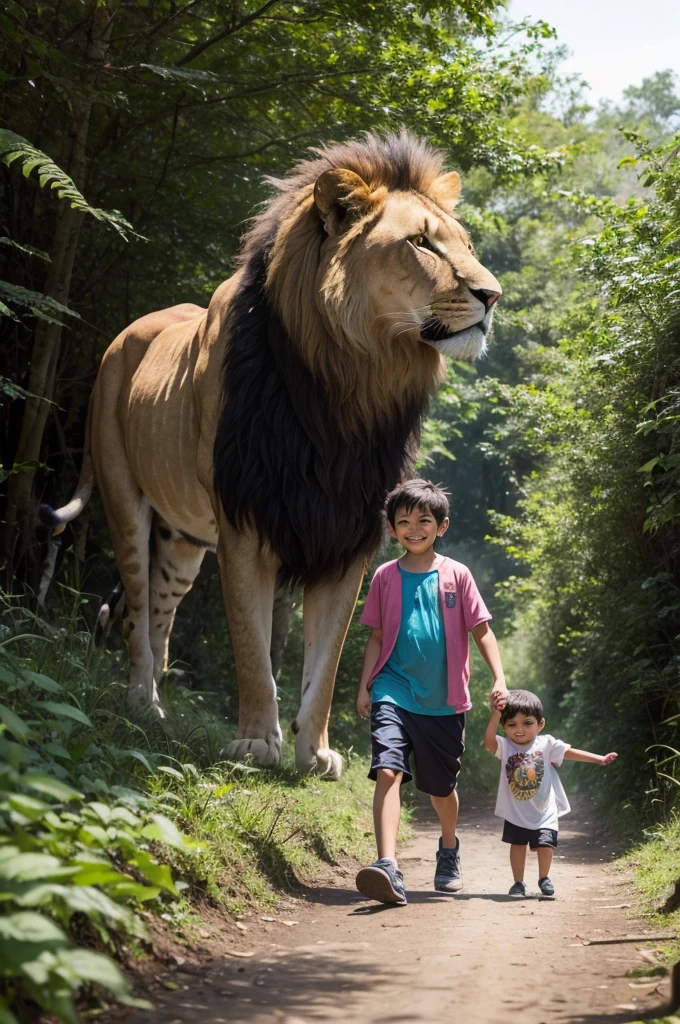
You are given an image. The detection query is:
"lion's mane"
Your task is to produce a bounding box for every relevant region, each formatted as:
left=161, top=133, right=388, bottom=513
left=214, top=132, right=449, bottom=586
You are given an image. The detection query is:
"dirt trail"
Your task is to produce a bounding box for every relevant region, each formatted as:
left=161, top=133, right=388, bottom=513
left=125, top=797, right=673, bottom=1024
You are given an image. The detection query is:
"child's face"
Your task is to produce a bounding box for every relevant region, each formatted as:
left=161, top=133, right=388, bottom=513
left=502, top=713, right=545, bottom=746
left=387, top=504, right=449, bottom=556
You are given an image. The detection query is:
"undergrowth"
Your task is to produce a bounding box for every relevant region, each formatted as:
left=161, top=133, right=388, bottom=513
left=0, top=596, right=376, bottom=1022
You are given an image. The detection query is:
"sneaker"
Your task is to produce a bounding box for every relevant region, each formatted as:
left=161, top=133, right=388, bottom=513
left=434, top=836, right=463, bottom=892
left=538, top=876, right=555, bottom=897
left=356, top=858, right=407, bottom=905
left=508, top=880, right=527, bottom=897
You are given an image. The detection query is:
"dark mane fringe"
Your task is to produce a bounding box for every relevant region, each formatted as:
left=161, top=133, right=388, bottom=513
left=214, top=250, right=423, bottom=587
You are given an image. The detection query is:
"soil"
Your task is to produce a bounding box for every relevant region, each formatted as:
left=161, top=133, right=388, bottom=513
left=115, top=796, right=675, bottom=1024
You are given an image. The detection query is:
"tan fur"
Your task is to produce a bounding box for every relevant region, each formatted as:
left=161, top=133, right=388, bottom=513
left=45, top=134, right=501, bottom=776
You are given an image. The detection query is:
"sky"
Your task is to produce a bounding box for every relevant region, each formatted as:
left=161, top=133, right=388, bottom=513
left=508, top=0, right=680, bottom=104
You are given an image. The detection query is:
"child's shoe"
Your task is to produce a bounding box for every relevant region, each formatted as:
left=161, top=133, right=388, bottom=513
left=538, top=876, right=555, bottom=897
left=434, top=836, right=463, bottom=892
left=356, top=858, right=407, bottom=905
left=508, top=880, right=527, bottom=897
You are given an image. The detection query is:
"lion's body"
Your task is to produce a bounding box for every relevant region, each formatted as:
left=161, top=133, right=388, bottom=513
left=43, top=132, right=501, bottom=776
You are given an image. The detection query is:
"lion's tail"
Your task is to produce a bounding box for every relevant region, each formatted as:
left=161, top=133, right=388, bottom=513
left=38, top=395, right=95, bottom=535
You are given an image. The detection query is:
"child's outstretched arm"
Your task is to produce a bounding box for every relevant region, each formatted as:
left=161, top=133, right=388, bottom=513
left=483, top=707, right=502, bottom=754
left=471, top=622, right=508, bottom=709
left=356, top=628, right=383, bottom=720
left=563, top=747, right=618, bottom=765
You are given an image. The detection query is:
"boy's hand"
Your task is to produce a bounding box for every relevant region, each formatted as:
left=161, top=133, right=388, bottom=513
left=601, top=752, right=618, bottom=765
left=357, top=687, right=371, bottom=720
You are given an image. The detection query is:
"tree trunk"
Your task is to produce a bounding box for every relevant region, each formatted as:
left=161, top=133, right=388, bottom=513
left=1, top=1, right=121, bottom=577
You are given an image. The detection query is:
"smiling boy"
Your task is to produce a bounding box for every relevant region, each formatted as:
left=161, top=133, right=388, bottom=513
left=355, top=479, right=507, bottom=906
left=484, top=689, right=618, bottom=897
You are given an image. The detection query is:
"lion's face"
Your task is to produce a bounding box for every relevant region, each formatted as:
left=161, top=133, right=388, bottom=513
left=367, top=191, right=501, bottom=361
left=313, top=168, right=501, bottom=363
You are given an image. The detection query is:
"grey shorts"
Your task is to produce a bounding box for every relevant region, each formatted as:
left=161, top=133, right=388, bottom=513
left=368, top=701, right=465, bottom=797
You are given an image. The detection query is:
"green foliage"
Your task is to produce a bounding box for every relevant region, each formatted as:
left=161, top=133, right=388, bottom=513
left=0, top=596, right=377, bottom=1020
left=0, top=131, right=136, bottom=241
left=480, top=130, right=680, bottom=822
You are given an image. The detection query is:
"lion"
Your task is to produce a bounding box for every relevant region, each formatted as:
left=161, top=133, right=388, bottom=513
left=40, top=131, right=501, bottom=778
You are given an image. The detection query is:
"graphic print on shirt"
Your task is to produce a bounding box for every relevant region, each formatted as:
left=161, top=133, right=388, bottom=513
left=505, top=749, right=544, bottom=801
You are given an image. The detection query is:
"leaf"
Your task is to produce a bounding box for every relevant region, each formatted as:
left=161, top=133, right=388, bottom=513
left=7, top=793, right=51, bottom=820
left=23, top=773, right=83, bottom=802
left=120, top=749, right=154, bottom=773
left=0, top=1002, right=19, bottom=1024
left=56, top=948, right=131, bottom=996
left=138, top=63, right=219, bottom=84
left=37, top=702, right=92, bottom=727
left=24, top=670, right=62, bottom=693
left=0, top=910, right=66, bottom=945
left=0, top=849, right=76, bottom=882
left=130, top=850, right=177, bottom=894
left=44, top=742, right=71, bottom=760
left=0, top=236, right=50, bottom=261
left=0, top=280, right=81, bottom=322
left=141, top=813, right=193, bottom=850
left=0, top=130, right=138, bottom=240
left=0, top=703, right=33, bottom=743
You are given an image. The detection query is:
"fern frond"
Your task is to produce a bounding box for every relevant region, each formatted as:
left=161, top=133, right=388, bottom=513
left=0, top=279, right=81, bottom=324
left=0, top=130, right=139, bottom=241
left=0, top=236, right=50, bottom=261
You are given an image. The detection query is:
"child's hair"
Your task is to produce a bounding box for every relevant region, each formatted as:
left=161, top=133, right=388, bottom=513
left=385, top=479, right=449, bottom=528
left=500, top=689, right=544, bottom=725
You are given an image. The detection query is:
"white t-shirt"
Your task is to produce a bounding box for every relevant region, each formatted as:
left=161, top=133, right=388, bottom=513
left=495, top=734, right=571, bottom=831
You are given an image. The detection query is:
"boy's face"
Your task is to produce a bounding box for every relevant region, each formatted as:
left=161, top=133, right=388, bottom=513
left=387, top=504, right=449, bottom=556
left=502, top=713, right=545, bottom=746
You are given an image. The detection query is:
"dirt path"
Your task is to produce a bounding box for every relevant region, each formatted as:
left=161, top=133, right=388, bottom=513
left=125, top=797, right=673, bottom=1024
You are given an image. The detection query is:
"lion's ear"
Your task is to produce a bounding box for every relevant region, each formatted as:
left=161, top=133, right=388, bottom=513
left=313, top=168, right=375, bottom=234
left=431, top=170, right=462, bottom=213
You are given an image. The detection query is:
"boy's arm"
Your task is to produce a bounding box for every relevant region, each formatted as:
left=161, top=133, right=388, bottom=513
left=471, top=622, right=508, bottom=709
left=562, top=747, right=618, bottom=766
left=483, top=707, right=502, bottom=754
left=357, top=628, right=383, bottom=719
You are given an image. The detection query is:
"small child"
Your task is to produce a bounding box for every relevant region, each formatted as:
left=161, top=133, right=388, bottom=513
left=484, top=689, right=617, bottom=897
left=355, top=479, right=507, bottom=906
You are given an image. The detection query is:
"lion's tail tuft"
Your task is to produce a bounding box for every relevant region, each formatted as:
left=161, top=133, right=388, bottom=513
left=39, top=395, right=95, bottom=536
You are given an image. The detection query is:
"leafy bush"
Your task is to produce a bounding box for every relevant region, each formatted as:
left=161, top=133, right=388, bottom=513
left=0, top=596, right=377, bottom=1021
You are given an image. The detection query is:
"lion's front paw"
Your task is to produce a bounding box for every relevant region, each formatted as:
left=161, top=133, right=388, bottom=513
left=295, top=742, right=344, bottom=780
left=315, top=748, right=344, bottom=779
left=128, top=683, right=166, bottom=719
left=222, top=735, right=282, bottom=767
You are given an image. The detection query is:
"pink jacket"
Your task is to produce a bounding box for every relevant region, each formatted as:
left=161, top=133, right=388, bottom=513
left=360, top=556, right=491, bottom=712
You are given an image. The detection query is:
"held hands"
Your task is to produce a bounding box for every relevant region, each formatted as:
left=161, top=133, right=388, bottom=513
left=490, top=682, right=508, bottom=711
left=600, top=752, right=618, bottom=765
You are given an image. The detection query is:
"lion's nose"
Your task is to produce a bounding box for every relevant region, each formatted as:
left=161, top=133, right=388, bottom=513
left=471, top=287, right=501, bottom=311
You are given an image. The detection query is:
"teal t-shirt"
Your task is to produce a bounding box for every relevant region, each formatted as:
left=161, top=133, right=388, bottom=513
left=370, top=566, right=454, bottom=716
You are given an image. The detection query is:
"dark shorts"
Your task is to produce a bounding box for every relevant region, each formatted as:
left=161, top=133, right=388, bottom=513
left=368, top=701, right=465, bottom=797
left=502, top=820, right=558, bottom=849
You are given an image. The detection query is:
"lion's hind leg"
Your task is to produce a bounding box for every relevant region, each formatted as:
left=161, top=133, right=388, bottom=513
left=148, top=517, right=206, bottom=684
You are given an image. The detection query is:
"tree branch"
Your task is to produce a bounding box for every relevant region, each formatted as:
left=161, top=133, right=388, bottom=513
left=176, top=0, right=283, bottom=67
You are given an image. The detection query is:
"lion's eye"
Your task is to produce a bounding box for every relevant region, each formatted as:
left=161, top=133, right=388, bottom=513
left=411, top=234, right=435, bottom=252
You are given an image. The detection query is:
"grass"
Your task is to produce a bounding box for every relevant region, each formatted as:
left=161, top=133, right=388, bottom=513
left=0, top=592, right=392, bottom=1022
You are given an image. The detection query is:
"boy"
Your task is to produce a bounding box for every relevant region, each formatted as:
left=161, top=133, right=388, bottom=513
left=484, top=689, right=617, bottom=897
left=355, top=479, right=507, bottom=906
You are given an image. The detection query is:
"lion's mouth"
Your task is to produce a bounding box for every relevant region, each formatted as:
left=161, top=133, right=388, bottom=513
left=419, top=318, right=456, bottom=343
